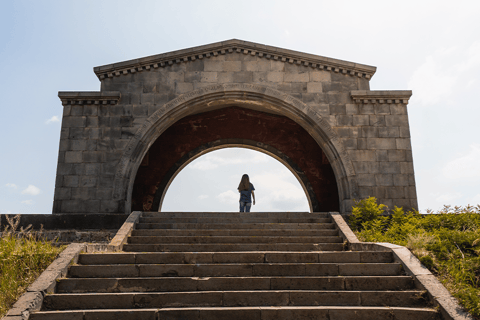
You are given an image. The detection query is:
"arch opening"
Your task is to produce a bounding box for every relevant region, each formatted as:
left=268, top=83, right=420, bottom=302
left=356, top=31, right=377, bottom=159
left=131, top=106, right=340, bottom=212
left=160, top=147, right=311, bottom=212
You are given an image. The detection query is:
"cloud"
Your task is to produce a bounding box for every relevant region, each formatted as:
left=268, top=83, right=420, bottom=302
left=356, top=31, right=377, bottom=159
left=408, top=48, right=457, bottom=106
left=255, top=169, right=306, bottom=201
left=198, top=195, right=209, bottom=200
left=190, top=159, right=220, bottom=170
left=21, top=185, right=41, bottom=196
left=189, top=151, right=269, bottom=171
left=252, top=168, right=310, bottom=211
left=471, top=194, right=480, bottom=205
left=457, top=41, right=480, bottom=72
left=45, top=116, right=60, bottom=124
left=216, top=190, right=238, bottom=205
left=435, top=192, right=462, bottom=203
left=442, top=144, right=480, bottom=181
left=21, top=200, right=33, bottom=205
left=6, top=183, right=17, bottom=189
left=408, top=42, right=480, bottom=107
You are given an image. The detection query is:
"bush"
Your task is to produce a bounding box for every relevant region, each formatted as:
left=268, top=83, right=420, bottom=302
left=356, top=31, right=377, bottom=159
left=349, top=198, right=480, bottom=319
left=0, top=215, right=65, bottom=318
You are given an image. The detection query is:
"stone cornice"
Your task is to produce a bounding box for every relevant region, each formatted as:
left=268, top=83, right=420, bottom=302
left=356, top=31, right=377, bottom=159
left=94, top=39, right=377, bottom=81
left=58, top=91, right=121, bottom=106
left=351, top=90, right=412, bottom=104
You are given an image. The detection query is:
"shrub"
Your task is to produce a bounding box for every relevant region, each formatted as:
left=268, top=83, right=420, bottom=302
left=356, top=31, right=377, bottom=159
left=349, top=198, right=480, bottom=319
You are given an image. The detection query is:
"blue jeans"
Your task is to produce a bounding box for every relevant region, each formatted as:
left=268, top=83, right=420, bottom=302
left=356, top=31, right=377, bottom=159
left=239, top=201, right=251, bottom=212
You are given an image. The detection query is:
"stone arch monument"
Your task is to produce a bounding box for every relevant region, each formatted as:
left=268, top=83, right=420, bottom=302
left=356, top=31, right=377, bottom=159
left=54, top=39, right=416, bottom=214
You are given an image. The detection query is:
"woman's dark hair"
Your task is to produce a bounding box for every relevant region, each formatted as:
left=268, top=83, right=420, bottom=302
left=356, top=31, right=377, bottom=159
left=238, top=174, right=250, bottom=191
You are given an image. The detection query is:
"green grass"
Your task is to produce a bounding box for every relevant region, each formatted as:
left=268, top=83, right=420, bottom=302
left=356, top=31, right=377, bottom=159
left=0, top=215, right=65, bottom=318
left=349, top=197, right=480, bottom=319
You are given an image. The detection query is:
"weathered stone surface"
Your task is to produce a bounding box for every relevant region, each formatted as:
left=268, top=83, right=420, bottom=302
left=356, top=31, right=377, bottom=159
left=6, top=292, right=43, bottom=317
left=53, top=40, right=417, bottom=214
left=30, top=310, right=84, bottom=320
left=83, top=310, right=156, bottom=320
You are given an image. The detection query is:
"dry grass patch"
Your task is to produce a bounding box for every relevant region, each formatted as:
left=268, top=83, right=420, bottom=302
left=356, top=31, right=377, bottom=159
left=0, top=215, right=65, bottom=317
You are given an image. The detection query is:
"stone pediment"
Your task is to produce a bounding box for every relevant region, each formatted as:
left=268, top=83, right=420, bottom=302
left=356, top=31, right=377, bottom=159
left=351, top=90, right=413, bottom=104
left=93, top=39, right=377, bottom=81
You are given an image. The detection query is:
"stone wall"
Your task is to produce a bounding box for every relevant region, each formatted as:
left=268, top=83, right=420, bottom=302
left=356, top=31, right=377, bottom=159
left=0, top=214, right=127, bottom=230
left=53, top=39, right=417, bottom=214
left=0, top=214, right=126, bottom=244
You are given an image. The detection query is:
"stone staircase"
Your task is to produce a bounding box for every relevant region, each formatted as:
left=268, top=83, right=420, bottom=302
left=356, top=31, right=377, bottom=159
left=30, top=212, right=439, bottom=319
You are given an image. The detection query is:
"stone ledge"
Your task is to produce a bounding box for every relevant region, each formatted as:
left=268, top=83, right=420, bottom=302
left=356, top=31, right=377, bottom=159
left=351, top=90, right=413, bottom=104
left=330, top=212, right=475, bottom=320
left=329, top=212, right=360, bottom=246
left=0, top=213, right=128, bottom=231
left=58, top=91, right=121, bottom=106
left=105, top=211, right=141, bottom=252
left=93, top=39, right=376, bottom=81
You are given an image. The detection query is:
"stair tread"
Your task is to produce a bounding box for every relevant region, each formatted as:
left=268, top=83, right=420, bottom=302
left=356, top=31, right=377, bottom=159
left=61, top=275, right=412, bottom=278
left=127, top=235, right=343, bottom=244
left=47, top=289, right=427, bottom=296
left=139, top=217, right=332, bottom=221
left=56, top=276, right=415, bottom=292
left=131, top=229, right=339, bottom=235
left=31, top=307, right=440, bottom=320
left=135, top=223, right=337, bottom=230
left=32, top=305, right=439, bottom=311
left=122, top=243, right=345, bottom=252
left=78, top=251, right=393, bottom=265
left=71, top=262, right=401, bottom=266
left=68, top=263, right=403, bottom=278
left=42, top=290, right=430, bottom=310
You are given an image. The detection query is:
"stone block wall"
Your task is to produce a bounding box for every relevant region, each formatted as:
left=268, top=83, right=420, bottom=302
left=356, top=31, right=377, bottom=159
left=346, top=94, right=415, bottom=210
left=54, top=40, right=417, bottom=214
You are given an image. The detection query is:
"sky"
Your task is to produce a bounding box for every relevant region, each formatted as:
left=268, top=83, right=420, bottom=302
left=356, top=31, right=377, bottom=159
left=1, top=0, right=480, bottom=214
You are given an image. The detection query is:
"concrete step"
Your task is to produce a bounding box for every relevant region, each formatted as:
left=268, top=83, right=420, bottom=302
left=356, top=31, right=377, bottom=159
left=122, top=243, right=345, bottom=252
left=57, top=276, right=415, bottom=293
left=42, top=290, right=429, bottom=310
left=78, top=251, right=394, bottom=265
left=142, top=212, right=330, bottom=219
left=68, top=263, right=402, bottom=278
left=134, top=222, right=336, bottom=230
left=127, top=235, right=343, bottom=244
left=131, top=228, right=340, bottom=237
left=139, top=217, right=332, bottom=224
left=31, top=306, right=440, bottom=320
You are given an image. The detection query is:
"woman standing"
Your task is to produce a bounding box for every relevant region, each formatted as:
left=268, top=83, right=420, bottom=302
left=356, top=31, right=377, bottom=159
left=238, top=174, right=255, bottom=212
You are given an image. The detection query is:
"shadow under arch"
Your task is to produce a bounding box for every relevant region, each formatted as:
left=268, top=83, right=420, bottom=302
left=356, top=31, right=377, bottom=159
left=113, top=83, right=358, bottom=214
left=154, top=140, right=318, bottom=212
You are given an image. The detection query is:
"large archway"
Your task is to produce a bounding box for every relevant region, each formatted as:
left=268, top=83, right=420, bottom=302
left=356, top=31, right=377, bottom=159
left=132, top=106, right=339, bottom=212
left=113, top=84, right=359, bottom=214
left=160, top=147, right=311, bottom=212
left=55, top=40, right=418, bottom=215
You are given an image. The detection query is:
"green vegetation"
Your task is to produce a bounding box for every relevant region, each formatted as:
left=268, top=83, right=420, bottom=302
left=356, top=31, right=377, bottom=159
left=0, top=215, right=65, bottom=318
left=349, top=197, right=480, bottom=318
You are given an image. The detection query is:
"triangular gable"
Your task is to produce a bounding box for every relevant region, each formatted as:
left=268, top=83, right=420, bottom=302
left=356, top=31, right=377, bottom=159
left=94, top=39, right=376, bottom=81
